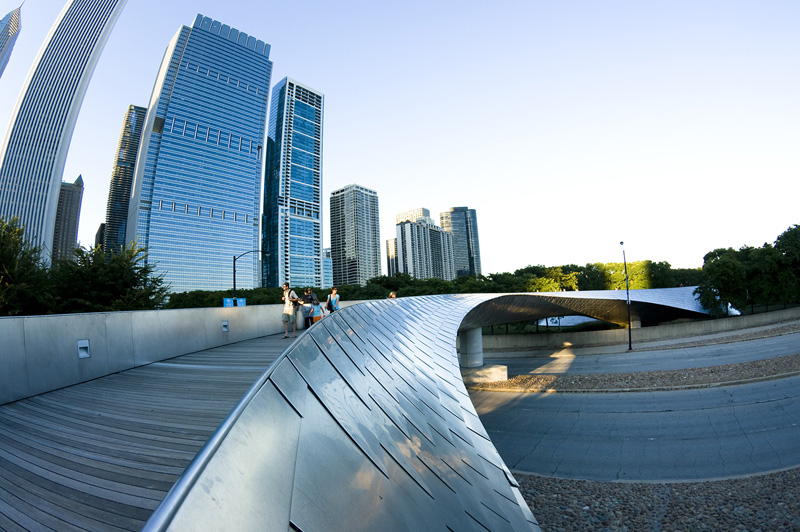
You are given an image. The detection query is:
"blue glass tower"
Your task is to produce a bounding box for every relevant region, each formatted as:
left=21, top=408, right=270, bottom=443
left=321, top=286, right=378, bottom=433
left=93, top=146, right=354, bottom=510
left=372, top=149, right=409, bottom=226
left=0, top=0, right=127, bottom=260
left=440, top=206, right=482, bottom=277
left=262, top=77, right=324, bottom=288
left=127, top=15, right=272, bottom=293
left=104, top=105, right=145, bottom=252
left=0, top=5, right=22, bottom=79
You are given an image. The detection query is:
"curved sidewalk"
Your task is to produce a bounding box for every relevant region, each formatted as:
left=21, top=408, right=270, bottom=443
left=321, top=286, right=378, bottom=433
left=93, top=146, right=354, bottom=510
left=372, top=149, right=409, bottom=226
left=470, top=319, right=800, bottom=482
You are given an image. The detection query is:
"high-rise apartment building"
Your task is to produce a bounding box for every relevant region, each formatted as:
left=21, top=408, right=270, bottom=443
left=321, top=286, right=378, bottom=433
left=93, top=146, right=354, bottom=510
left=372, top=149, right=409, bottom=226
left=329, top=184, right=380, bottom=286
left=103, top=105, right=145, bottom=252
left=392, top=211, right=455, bottom=281
left=0, top=0, right=127, bottom=261
left=127, top=15, right=272, bottom=293
left=0, top=5, right=21, bottom=79
left=262, top=77, right=324, bottom=288
left=51, top=175, right=83, bottom=262
left=440, top=206, right=482, bottom=277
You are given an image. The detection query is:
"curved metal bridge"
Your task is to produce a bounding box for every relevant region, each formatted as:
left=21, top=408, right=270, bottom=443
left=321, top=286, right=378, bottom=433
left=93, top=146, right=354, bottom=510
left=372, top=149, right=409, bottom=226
left=145, top=288, right=704, bottom=531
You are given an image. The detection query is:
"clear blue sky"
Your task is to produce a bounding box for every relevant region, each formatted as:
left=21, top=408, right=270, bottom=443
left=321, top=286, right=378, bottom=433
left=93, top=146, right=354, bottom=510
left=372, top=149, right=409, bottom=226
left=1, top=0, right=798, bottom=275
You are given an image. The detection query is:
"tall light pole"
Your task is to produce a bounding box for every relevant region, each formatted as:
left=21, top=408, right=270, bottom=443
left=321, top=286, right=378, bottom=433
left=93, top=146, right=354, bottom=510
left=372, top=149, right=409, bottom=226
left=620, top=241, right=633, bottom=351
left=233, top=250, right=269, bottom=306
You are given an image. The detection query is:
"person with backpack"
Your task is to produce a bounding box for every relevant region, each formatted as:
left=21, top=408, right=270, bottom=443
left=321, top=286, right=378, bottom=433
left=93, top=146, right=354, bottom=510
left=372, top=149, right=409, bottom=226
left=281, top=283, right=299, bottom=338
left=326, top=287, right=340, bottom=313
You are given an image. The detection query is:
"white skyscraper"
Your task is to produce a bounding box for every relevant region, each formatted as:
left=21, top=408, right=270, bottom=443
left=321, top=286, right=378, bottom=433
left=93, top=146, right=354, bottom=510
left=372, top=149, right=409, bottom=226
left=0, top=0, right=127, bottom=260
left=393, top=210, right=455, bottom=281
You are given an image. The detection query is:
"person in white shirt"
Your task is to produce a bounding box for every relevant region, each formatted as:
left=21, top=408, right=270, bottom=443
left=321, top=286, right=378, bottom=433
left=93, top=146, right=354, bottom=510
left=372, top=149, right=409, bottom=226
left=281, top=283, right=299, bottom=338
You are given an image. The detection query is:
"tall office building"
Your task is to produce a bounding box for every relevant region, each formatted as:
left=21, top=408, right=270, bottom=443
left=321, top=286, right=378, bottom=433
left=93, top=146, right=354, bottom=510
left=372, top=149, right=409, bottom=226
left=262, top=77, right=324, bottom=288
left=393, top=212, right=455, bottom=281
left=386, top=238, right=398, bottom=276
left=440, top=206, right=482, bottom=277
left=103, top=105, right=145, bottom=252
left=51, top=175, right=83, bottom=262
left=0, top=5, right=21, bottom=78
left=127, top=15, right=272, bottom=293
left=0, top=0, right=127, bottom=261
left=329, top=184, right=380, bottom=286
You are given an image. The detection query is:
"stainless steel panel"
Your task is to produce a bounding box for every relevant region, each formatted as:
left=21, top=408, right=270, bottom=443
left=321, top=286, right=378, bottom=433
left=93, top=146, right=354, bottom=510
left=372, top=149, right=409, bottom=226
left=269, top=357, right=308, bottom=416
left=146, top=294, right=544, bottom=532
left=166, top=382, right=301, bottom=532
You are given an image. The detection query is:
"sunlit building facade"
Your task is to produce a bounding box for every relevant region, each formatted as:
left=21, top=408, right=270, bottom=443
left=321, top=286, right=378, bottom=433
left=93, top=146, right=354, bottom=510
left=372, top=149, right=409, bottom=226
left=262, top=77, right=324, bottom=288
left=127, top=15, right=272, bottom=292
left=329, top=184, right=380, bottom=286
left=440, top=206, right=481, bottom=277
left=394, top=213, right=455, bottom=281
left=0, top=0, right=127, bottom=261
left=0, top=5, right=22, bottom=79
left=104, top=105, right=145, bottom=252
left=51, top=175, right=83, bottom=262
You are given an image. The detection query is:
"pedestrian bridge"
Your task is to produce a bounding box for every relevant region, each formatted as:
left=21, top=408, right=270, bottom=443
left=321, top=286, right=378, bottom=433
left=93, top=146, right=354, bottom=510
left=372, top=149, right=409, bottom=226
left=0, top=288, right=706, bottom=531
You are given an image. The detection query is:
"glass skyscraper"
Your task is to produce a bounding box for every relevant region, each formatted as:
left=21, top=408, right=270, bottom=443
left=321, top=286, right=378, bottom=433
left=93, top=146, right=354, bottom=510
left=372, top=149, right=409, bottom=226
left=262, top=77, right=324, bottom=288
left=127, top=15, right=272, bottom=293
left=104, top=105, right=145, bottom=252
left=0, top=5, right=21, bottom=79
left=440, top=206, right=482, bottom=277
left=0, top=0, right=127, bottom=260
left=329, top=184, right=380, bottom=286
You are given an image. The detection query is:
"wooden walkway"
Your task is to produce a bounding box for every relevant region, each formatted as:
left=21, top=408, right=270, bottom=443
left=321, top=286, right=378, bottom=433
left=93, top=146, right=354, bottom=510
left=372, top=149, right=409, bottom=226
left=0, top=334, right=289, bottom=531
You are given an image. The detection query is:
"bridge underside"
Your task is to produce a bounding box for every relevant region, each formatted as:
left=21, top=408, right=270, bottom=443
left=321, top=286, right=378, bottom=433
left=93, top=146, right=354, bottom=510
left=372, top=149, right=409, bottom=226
left=459, top=286, right=707, bottom=329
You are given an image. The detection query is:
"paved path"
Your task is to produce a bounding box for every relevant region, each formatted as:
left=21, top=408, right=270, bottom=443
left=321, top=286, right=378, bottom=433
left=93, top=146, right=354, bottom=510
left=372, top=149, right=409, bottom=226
left=487, top=331, right=800, bottom=377
left=0, top=335, right=287, bottom=532
left=471, top=326, right=800, bottom=482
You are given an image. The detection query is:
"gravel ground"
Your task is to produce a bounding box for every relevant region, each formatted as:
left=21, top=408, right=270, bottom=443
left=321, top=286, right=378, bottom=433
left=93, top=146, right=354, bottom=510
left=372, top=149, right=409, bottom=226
left=520, top=471, right=800, bottom=531
left=475, top=321, right=800, bottom=531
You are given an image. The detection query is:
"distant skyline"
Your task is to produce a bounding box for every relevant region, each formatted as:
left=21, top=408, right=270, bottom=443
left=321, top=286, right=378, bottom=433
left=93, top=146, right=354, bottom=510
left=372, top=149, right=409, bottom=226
left=1, top=0, right=798, bottom=276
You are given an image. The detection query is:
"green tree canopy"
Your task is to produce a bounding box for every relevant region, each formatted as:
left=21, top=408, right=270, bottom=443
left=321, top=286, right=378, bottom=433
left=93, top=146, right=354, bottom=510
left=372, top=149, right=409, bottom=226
left=50, top=243, right=168, bottom=313
left=0, top=216, right=52, bottom=315
left=694, top=248, right=747, bottom=315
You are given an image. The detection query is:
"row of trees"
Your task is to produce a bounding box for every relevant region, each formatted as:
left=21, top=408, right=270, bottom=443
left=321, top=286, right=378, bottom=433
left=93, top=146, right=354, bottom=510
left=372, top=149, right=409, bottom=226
left=695, top=225, right=800, bottom=316
left=1, top=217, right=168, bottom=316
left=164, top=260, right=703, bottom=309
left=4, top=212, right=798, bottom=318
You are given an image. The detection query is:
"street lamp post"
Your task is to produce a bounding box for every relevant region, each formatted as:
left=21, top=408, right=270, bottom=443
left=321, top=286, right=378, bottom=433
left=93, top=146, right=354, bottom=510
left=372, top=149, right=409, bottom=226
left=620, top=241, right=633, bottom=351
left=232, top=250, right=269, bottom=306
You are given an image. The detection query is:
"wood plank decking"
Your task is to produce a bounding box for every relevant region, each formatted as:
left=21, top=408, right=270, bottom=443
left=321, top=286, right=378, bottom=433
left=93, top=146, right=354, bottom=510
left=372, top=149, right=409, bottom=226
left=0, top=334, right=289, bottom=531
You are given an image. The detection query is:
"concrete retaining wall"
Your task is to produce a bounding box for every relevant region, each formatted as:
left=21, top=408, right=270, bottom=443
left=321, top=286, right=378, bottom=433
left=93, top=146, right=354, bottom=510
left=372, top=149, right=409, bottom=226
left=5, top=301, right=797, bottom=405
left=482, top=306, right=800, bottom=352
left=0, top=304, right=301, bottom=405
